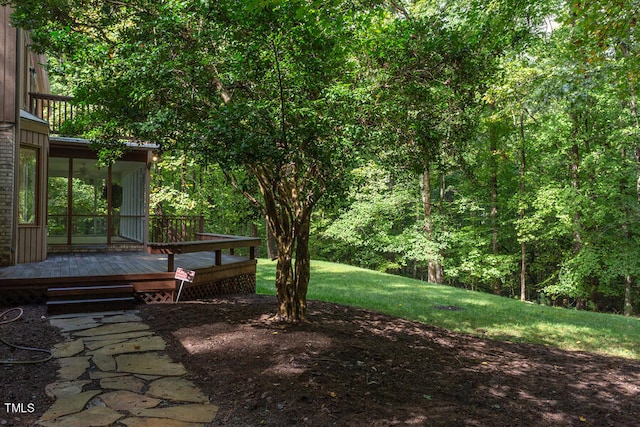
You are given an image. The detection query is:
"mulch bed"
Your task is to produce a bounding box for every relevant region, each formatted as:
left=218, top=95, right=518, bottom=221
left=1, top=296, right=639, bottom=426
left=0, top=306, right=61, bottom=426
left=142, top=295, right=640, bottom=427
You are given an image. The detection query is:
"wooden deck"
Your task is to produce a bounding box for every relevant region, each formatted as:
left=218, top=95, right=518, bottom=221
left=0, top=251, right=247, bottom=280
left=0, top=251, right=258, bottom=306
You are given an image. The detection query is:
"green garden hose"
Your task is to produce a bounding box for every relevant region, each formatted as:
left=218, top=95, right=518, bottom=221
left=0, top=308, right=53, bottom=364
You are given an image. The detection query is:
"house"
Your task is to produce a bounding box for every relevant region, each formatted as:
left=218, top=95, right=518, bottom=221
left=0, top=6, right=260, bottom=311
left=0, top=7, right=156, bottom=266
left=0, top=6, right=50, bottom=266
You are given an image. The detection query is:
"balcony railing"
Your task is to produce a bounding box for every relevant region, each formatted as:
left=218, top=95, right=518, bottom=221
left=29, top=92, right=94, bottom=136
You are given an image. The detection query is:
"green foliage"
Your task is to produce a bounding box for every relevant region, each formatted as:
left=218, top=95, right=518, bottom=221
left=307, top=0, right=640, bottom=314
left=151, top=154, right=261, bottom=236
left=318, top=163, right=434, bottom=274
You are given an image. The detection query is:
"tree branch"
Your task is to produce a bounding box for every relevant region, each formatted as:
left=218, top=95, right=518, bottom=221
left=271, top=35, right=288, bottom=150
left=223, top=170, right=264, bottom=212
left=388, top=0, right=411, bottom=20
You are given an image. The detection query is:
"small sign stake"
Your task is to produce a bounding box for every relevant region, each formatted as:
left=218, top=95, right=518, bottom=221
left=174, top=267, right=195, bottom=303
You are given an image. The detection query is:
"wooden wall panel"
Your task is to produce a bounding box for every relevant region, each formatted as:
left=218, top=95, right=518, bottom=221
left=0, top=6, right=17, bottom=123
left=16, top=125, right=49, bottom=264
left=17, top=227, right=35, bottom=263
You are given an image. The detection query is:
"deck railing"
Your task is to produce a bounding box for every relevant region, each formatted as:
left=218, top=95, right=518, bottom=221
left=148, top=215, right=205, bottom=243
left=29, top=92, right=95, bottom=136
left=48, top=213, right=146, bottom=246
left=147, top=233, right=262, bottom=272
left=48, top=214, right=204, bottom=245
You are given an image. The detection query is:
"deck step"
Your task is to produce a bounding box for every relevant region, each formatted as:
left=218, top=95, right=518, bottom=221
left=48, top=284, right=134, bottom=299
left=47, top=284, right=136, bottom=315
left=47, top=297, right=136, bottom=315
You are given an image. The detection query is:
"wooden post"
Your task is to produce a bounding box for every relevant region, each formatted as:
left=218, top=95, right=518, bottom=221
left=167, top=254, right=174, bottom=272
left=107, top=165, right=112, bottom=245
left=67, top=158, right=73, bottom=245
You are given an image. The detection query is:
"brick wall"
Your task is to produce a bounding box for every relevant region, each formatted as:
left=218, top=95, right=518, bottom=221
left=0, top=123, right=15, bottom=266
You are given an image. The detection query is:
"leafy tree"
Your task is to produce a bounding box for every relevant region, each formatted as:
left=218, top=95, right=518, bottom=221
left=320, top=162, right=433, bottom=277
left=362, top=0, right=554, bottom=288
left=561, top=0, right=639, bottom=315
left=150, top=154, right=261, bottom=237
left=362, top=5, right=483, bottom=283
left=488, top=12, right=640, bottom=313
left=6, top=0, right=381, bottom=321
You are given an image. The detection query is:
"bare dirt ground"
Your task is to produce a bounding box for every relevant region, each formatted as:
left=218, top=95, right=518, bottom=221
left=2, top=296, right=640, bottom=426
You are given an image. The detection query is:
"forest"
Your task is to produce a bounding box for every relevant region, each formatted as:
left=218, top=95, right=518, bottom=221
left=6, top=0, right=639, bottom=318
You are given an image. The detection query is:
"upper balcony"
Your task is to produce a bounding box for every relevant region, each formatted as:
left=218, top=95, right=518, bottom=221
left=28, top=92, right=94, bottom=136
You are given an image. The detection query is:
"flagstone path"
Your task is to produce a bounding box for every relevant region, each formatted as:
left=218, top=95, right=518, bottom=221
left=38, top=310, right=217, bottom=427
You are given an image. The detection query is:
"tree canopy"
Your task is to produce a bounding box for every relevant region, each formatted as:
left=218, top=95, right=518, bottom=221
left=6, top=0, right=386, bottom=320
left=4, top=0, right=640, bottom=317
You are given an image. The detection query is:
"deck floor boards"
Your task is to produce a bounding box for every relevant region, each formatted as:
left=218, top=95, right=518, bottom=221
left=0, top=251, right=247, bottom=281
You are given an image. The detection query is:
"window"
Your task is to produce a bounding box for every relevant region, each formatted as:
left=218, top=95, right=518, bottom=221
left=18, top=146, right=38, bottom=224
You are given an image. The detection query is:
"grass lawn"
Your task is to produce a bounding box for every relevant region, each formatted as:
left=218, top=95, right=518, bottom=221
left=256, top=259, right=640, bottom=360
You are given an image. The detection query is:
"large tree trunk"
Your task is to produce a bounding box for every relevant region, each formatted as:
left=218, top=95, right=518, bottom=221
left=255, top=166, right=312, bottom=322
left=293, top=210, right=311, bottom=319
left=275, top=243, right=293, bottom=317
left=570, top=141, right=582, bottom=253
left=421, top=167, right=444, bottom=284
left=620, top=151, right=635, bottom=317
left=271, top=212, right=311, bottom=321
left=624, top=275, right=634, bottom=317
left=520, top=242, right=527, bottom=301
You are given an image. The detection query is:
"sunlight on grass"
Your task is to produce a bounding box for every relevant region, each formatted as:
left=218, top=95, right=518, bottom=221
left=256, top=259, right=640, bottom=360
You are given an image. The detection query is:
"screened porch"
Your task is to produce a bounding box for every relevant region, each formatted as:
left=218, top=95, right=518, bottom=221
left=47, top=137, right=151, bottom=252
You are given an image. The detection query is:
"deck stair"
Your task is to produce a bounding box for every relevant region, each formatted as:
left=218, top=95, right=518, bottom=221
left=47, top=283, right=136, bottom=315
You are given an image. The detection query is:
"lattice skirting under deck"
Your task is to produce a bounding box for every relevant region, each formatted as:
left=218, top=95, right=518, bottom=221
left=1, top=273, right=256, bottom=307
left=135, top=291, right=175, bottom=304
left=137, top=273, right=256, bottom=304
left=178, top=273, right=256, bottom=301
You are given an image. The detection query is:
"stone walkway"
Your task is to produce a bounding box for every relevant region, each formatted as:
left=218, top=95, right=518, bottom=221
left=39, top=311, right=217, bottom=427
